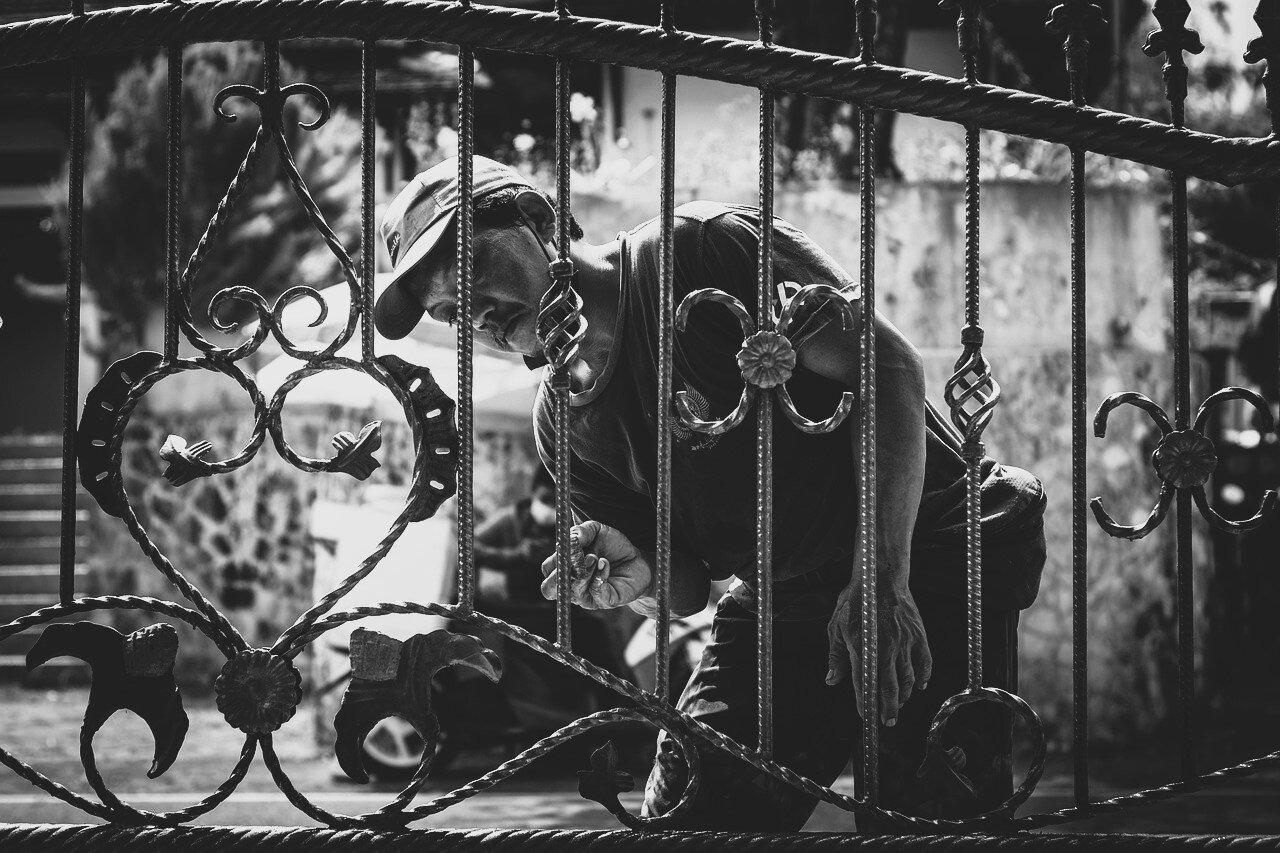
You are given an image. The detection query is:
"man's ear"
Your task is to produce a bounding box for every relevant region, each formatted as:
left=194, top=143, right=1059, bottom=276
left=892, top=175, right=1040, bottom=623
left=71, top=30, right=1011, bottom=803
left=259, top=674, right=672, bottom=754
left=513, top=189, right=558, bottom=244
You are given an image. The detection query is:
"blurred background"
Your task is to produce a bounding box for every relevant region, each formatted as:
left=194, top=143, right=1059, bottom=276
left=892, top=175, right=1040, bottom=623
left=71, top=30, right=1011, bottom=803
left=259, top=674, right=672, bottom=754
left=0, top=0, right=1277, bottom=831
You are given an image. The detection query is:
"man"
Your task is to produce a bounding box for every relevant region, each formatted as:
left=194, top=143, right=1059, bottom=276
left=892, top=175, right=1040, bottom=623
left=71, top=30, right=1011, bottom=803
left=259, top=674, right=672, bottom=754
left=375, top=156, right=1046, bottom=829
left=471, top=465, right=559, bottom=614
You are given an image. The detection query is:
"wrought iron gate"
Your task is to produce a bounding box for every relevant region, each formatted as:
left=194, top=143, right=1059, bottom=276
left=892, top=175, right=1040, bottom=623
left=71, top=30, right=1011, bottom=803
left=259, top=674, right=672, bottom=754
left=0, top=0, right=1277, bottom=847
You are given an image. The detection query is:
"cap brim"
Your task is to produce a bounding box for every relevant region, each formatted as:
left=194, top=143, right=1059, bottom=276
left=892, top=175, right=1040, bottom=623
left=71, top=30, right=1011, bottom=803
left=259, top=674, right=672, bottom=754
left=374, top=210, right=456, bottom=340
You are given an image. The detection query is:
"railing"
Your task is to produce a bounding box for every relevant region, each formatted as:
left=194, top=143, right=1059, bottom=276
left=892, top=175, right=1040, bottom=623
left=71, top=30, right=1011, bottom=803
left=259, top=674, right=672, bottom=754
left=0, top=0, right=1277, bottom=846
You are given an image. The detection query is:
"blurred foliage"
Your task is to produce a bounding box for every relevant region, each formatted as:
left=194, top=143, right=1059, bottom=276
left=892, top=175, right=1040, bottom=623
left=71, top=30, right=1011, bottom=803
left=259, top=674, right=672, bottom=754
left=53, top=42, right=369, bottom=357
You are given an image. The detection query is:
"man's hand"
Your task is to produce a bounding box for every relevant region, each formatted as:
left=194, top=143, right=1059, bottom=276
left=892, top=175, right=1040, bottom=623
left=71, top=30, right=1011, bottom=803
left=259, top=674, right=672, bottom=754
left=540, top=521, right=653, bottom=610
left=826, top=582, right=932, bottom=727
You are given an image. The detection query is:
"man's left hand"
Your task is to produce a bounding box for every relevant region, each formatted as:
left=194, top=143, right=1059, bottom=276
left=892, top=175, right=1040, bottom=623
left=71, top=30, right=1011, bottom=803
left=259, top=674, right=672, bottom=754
left=825, top=582, right=932, bottom=727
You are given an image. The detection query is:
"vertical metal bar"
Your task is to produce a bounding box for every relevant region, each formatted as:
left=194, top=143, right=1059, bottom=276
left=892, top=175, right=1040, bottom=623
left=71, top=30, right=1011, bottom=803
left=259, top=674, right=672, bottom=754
left=855, top=0, right=879, bottom=805
left=360, top=40, right=377, bottom=364
left=552, top=4, right=575, bottom=650
left=1112, top=0, right=1127, bottom=113
left=755, top=2, right=776, bottom=759
left=1068, top=89, right=1090, bottom=817
left=60, top=0, right=87, bottom=605
left=655, top=63, right=676, bottom=704
left=264, top=40, right=280, bottom=93
left=456, top=35, right=477, bottom=615
left=948, top=0, right=989, bottom=696
left=1144, top=0, right=1206, bottom=783
left=163, top=39, right=182, bottom=363
left=1047, top=0, right=1100, bottom=811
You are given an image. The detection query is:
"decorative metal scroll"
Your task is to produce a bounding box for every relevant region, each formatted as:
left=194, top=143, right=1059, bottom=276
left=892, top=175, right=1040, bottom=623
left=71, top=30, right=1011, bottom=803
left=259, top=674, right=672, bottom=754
left=2, top=0, right=1280, bottom=840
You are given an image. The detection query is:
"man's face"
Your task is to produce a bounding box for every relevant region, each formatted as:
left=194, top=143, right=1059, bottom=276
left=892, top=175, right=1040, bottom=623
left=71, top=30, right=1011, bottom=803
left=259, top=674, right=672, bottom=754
left=406, top=223, right=549, bottom=355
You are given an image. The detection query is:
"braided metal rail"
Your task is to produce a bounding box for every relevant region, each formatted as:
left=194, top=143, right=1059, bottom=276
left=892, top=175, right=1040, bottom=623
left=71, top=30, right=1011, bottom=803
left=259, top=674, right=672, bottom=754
left=2, top=0, right=1279, bottom=186
left=0, top=825, right=1278, bottom=852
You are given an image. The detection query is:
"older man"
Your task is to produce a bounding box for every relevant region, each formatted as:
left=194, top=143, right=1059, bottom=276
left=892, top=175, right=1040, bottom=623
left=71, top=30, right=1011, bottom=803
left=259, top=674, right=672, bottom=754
left=375, top=155, right=1046, bottom=829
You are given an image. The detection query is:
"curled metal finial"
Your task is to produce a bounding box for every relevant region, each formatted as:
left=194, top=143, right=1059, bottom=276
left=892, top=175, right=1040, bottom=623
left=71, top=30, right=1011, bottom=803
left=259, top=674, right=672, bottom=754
left=943, top=327, right=1001, bottom=446
left=536, top=259, right=587, bottom=373
left=1143, top=0, right=1204, bottom=111
left=1091, top=386, right=1278, bottom=539
left=940, top=0, right=996, bottom=59
left=1245, top=0, right=1280, bottom=133
left=214, top=81, right=332, bottom=131
left=1045, top=0, right=1106, bottom=78
left=855, top=0, right=879, bottom=63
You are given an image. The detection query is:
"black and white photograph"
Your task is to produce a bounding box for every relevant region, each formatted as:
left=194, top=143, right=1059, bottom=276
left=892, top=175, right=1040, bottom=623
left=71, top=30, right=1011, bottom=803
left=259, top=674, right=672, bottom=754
left=0, top=0, right=1277, bottom=847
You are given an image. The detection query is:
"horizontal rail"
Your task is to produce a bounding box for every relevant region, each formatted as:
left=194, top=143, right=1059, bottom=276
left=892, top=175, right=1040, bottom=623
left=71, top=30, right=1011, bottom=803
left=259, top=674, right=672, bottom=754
left=1, top=825, right=1280, bottom=851
left=0, top=0, right=1277, bottom=186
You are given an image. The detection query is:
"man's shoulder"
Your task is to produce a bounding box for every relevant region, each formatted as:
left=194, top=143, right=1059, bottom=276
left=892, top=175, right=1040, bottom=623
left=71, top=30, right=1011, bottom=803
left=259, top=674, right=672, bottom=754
left=628, top=201, right=755, bottom=255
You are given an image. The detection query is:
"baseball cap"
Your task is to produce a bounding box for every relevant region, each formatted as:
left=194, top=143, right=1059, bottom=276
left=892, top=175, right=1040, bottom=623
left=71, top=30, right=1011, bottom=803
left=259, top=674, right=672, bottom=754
left=374, top=155, right=533, bottom=340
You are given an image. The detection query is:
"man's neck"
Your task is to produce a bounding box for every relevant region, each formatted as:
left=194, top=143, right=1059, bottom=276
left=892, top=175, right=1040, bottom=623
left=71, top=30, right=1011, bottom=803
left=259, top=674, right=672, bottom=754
left=561, top=238, right=622, bottom=387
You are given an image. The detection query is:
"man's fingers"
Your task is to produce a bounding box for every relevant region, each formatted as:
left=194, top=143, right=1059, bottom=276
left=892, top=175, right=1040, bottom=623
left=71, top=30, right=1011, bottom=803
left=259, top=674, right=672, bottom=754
left=880, top=664, right=901, bottom=728
left=913, top=635, right=933, bottom=692
left=826, top=620, right=851, bottom=687
left=540, top=553, right=557, bottom=579
left=574, top=520, right=602, bottom=551
left=539, top=569, right=558, bottom=601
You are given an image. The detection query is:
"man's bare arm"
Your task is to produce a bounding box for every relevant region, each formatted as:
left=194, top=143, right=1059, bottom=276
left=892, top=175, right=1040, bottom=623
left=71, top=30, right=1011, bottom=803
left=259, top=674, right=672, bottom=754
left=630, top=549, right=712, bottom=619
left=799, top=309, right=926, bottom=593
left=796, top=306, right=933, bottom=724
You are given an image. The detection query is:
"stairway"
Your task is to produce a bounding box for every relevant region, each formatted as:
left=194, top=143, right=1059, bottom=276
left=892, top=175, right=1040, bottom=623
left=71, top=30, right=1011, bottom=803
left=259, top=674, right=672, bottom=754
left=0, top=434, right=89, bottom=680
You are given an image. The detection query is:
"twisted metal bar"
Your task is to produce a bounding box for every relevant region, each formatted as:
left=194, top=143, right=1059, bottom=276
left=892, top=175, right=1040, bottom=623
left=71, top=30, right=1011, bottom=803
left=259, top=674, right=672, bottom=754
left=1047, top=0, right=1101, bottom=814
left=283, top=601, right=1280, bottom=832
left=5, top=1, right=1280, bottom=186
left=59, top=13, right=85, bottom=604
left=655, top=66, right=675, bottom=704
left=456, top=33, right=477, bottom=615
left=1151, top=0, right=1198, bottom=784
left=164, top=40, right=182, bottom=362
left=855, top=0, right=880, bottom=807
left=754, top=0, right=776, bottom=762
left=360, top=40, right=376, bottom=363
left=543, top=37, right=579, bottom=651
left=9, top=826, right=1280, bottom=852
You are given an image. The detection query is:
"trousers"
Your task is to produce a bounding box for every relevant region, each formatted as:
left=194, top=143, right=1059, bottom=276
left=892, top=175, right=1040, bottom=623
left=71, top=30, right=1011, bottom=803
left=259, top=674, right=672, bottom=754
left=641, top=564, right=1018, bottom=831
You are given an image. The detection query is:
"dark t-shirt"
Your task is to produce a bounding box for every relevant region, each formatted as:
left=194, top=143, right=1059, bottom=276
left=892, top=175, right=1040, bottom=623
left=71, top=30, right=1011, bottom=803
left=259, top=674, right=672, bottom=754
left=534, top=202, right=1045, bottom=603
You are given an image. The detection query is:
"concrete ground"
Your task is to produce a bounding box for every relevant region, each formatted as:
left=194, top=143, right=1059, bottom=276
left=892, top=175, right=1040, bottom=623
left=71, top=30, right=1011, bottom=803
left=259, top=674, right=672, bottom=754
left=0, top=686, right=1276, bottom=833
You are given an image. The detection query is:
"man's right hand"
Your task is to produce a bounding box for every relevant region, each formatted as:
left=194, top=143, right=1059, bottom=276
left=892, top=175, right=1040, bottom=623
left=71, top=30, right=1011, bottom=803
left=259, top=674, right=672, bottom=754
left=540, top=520, right=653, bottom=610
